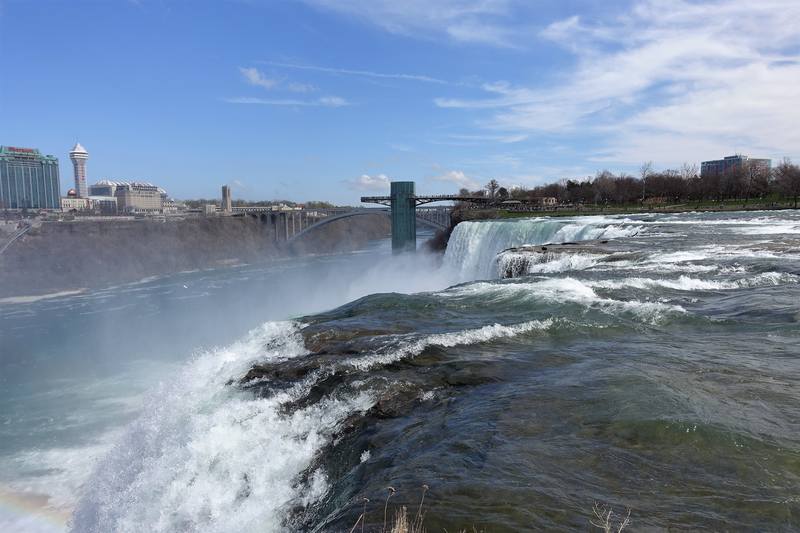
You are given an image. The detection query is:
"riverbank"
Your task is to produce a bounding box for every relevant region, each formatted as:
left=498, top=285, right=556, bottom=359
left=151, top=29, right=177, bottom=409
left=456, top=199, right=797, bottom=222
left=0, top=214, right=390, bottom=298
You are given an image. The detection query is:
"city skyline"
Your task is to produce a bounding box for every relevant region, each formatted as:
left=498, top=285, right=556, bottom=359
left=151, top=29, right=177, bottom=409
left=3, top=0, right=800, bottom=204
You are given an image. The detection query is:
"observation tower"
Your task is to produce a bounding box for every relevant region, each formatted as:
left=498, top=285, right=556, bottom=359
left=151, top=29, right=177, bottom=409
left=69, top=142, right=89, bottom=198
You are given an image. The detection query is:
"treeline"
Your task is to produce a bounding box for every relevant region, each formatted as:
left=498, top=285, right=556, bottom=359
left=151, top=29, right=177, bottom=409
left=463, top=159, right=800, bottom=208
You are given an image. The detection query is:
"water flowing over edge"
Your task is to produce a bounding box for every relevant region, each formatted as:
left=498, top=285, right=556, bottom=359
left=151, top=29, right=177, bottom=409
left=443, top=217, right=643, bottom=280
left=66, top=211, right=800, bottom=532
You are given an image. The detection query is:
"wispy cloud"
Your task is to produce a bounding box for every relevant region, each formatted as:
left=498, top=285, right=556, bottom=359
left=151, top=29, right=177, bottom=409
left=429, top=170, right=480, bottom=190
left=299, top=0, right=519, bottom=47
left=239, top=66, right=317, bottom=92
left=434, top=0, right=800, bottom=164
left=262, top=61, right=448, bottom=84
left=224, top=96, right=349, bottom=107
left=239, top=67, right=279, bottom=89
left=346, top=173, right=391, bottom=191
left=388, top=143, right=414, bottom=152
left=431, top=132, right=529, bottom=145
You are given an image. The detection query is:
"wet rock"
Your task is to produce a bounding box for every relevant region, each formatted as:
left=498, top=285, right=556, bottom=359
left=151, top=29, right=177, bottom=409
left=496, top=239, right=639, bottom=278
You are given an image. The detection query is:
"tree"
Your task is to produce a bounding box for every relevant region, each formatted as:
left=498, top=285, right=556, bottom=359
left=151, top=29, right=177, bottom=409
left=680, top=162, right=698, bottom=181
left=593, top=170, right=616, bottom=204
left=496, top=187, right=509, bottom=199
left=743, top=161, right=769, bottom=200
left=486, top=179, right=500, bottom=198
left=775, top=158, right=800, bottom=208
left=639, top=161, right=653, bottom=201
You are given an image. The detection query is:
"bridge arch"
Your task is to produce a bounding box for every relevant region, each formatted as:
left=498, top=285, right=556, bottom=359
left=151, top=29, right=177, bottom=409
left=287, top=209, right=448, bottom=243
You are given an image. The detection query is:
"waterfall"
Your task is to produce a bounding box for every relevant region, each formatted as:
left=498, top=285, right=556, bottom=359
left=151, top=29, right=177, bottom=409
left=443, top=216, right=642, bottom=281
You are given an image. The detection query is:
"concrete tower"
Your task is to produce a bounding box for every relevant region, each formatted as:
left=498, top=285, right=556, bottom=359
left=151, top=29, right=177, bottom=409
left=390, top=181, right=416, bottom=253
left=69, top=142, right=89, bottom=198
left=221, top=185, right=232, bottom=213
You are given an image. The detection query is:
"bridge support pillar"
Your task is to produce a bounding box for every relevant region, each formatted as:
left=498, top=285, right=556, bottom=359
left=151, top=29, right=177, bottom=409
left=391, top=181, right=416, bottom=253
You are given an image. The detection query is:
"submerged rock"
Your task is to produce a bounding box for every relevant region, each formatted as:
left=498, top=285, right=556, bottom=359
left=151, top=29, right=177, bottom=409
left=496, top=240, right=639, bottom=278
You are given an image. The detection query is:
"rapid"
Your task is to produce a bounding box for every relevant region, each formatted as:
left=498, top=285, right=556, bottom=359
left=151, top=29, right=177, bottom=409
left=2, top=210, right=799, bottom=531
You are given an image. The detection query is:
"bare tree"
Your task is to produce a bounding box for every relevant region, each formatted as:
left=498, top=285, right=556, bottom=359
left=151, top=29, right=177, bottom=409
left=593, top=170, right=616, bottom=205
left=680, top=162, right=698, bottom=181
left=486, top=179, right=500, bottom=199
left=775, top=158, right=800, bottom=208
left=639, top=161, right=653, bottom=201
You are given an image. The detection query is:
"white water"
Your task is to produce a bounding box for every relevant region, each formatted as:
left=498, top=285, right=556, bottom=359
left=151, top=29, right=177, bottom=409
left=443, top=217, right=642, bottom=280
left=70, top=322, right=370, bottom=533
left=68, top=316, right=572, bottom=532
left=588, top=272, right=799, bottom=291
left=439, top=277, right=686, bottom=325
left=50, top=212, right=800, bottom=532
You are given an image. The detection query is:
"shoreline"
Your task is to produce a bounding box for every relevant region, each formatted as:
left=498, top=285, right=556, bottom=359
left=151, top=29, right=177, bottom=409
left=459, top=204, right=796, bottom=222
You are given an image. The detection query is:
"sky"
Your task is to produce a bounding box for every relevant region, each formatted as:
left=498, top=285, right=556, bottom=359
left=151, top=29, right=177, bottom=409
left=2, top=0, right=799, bottom=204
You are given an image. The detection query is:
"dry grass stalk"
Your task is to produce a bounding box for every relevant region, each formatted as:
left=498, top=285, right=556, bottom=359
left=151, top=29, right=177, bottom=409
left=382, top=486, right=396, bottom=533
left=590, top=502, right=631, bottom=532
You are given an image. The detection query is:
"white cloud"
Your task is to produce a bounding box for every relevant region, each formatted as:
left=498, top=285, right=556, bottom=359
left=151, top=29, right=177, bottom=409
left=239, top=67, right=279, bottom=89
left=430, top=170, right=480, bottom=190
left=317, top=96, right=349, bottom=107
left=287, top=81, right=316, bottom=93
left=434, top=0, right=800, bottom=165
left=239, top=66, right=317, bottom=92
left=263, top=61, right=448, bottom=84
left=300, top=0, right=518, bottom=46
left=346, top=174, right=391, bottom=191
left=438, top=132, right=529, bottom=145
left=224, top=96, right=350, bottom=107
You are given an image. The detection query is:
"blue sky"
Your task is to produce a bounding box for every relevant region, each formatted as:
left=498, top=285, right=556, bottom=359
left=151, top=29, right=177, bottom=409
left=2, top=0, right=799, bottom=204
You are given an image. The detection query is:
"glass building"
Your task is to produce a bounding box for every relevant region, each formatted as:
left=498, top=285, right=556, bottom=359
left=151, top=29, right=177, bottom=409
left=0, top=146, right=61, bottom=210
left=701, top=154, right=771, bottom=178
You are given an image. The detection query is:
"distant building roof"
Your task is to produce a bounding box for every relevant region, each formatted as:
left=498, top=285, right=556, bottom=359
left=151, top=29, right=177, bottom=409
left=92, top=179, right=166, bottom=195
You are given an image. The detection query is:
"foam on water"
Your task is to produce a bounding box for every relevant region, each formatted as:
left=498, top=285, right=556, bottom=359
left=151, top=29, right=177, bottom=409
left=588, top=272, right=799, bottom=291
left=347, top=319, right=556, bottom=371
left=69, top=316, right=563, bottom=532
left=444, top=216, right=642, bottom=280
left=70, top=321, right=361, bottom=533
left=439, top=277, right=685, bottom=324
left=496, top=252, right=601, bottom=276
left=25, top=210, right=800, bottom=532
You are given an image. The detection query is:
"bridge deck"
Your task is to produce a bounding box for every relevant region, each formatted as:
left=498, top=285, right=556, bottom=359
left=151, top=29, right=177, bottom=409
left=361, top=195, right=493, bottom=206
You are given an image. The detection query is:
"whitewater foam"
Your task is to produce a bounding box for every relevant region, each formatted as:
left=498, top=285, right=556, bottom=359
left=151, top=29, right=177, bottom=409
left=70, top=321, right=377, bottom=533
left=588, top=272, right=799, bottom=292
left=347, top=319, right=556, bottom=371
left=439, top=277, right=685, bottom=324
left=496, top=252, right=600, bottom=276
left=444, top=217, right=642, bottom=280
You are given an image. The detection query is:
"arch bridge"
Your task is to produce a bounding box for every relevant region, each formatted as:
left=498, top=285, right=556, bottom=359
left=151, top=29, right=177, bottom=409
left=233, top=203, right=451, bottom=245
left=362, top=181, right=492, bottom=252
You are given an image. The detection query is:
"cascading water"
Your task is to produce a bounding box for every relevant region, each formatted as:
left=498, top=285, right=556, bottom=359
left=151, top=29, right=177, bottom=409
left=443, top=216, right=643, bottom=280
left=14, top=209, right=797, bottom=532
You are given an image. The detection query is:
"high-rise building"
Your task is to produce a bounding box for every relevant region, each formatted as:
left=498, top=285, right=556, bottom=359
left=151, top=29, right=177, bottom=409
left=221, top=185, right=232, bottom=213
left=0, top=146, right=61, bottom=210
left=701, top=154, right=771, bottom=178
left=69, top=142, right=89, bottom=198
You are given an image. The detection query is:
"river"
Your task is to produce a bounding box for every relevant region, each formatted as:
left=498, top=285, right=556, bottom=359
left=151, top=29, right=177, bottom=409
left=2, top=211, right=799, bottom=531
